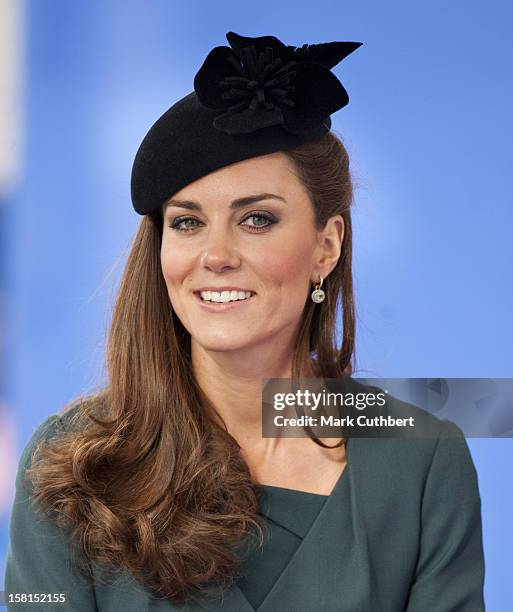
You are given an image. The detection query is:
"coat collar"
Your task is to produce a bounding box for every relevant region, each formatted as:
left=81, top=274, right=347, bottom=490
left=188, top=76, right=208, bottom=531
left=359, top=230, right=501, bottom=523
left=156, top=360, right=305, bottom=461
left=194, top=436, right=376, bottom=611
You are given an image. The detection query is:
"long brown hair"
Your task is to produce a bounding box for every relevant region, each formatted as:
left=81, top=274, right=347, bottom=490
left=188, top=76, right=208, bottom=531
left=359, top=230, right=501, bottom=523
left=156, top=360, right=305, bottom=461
left=25, top=130, right=357, bottom=604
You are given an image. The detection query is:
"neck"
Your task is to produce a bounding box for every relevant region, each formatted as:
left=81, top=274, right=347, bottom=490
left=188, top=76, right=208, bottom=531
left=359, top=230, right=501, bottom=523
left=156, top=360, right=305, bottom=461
left=191, top=338, right=313, bottom=453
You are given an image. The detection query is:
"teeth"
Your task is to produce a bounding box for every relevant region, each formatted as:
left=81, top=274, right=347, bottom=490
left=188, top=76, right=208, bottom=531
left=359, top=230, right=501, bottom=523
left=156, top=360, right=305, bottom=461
left=199, top=290, right=253, bottom=303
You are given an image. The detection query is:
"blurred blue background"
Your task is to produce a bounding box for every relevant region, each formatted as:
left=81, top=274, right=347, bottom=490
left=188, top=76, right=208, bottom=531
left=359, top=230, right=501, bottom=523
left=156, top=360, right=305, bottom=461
left=1, top=0, right=512, bottom=608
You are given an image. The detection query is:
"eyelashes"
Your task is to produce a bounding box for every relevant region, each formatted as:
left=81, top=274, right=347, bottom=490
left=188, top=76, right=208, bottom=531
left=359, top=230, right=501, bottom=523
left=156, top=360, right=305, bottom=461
left=168, top=212, right=278, bottom=233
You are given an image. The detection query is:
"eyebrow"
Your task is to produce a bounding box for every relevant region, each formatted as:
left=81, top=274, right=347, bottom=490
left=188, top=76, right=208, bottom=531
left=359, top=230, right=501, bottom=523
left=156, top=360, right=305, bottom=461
left=163, top=192, right=287, bottom=212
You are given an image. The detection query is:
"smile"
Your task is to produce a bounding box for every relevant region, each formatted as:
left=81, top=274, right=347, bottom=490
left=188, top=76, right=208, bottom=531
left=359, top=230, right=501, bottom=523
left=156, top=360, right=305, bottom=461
left=193, top=289, right=257, bottom=311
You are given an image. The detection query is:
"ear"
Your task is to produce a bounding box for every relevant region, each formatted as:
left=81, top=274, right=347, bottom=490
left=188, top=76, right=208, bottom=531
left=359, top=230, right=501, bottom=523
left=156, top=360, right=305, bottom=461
left=311, top=215, right=344, bottom=282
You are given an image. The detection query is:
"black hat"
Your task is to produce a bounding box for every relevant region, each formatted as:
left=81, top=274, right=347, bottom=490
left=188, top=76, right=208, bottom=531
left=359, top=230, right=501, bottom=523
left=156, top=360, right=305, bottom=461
left=130, top=31, right=363, bottom=215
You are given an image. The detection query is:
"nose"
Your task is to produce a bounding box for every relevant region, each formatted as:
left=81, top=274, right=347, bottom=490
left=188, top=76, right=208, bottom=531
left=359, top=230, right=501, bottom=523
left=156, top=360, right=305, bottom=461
left=200, top=225, right=241, bottom=273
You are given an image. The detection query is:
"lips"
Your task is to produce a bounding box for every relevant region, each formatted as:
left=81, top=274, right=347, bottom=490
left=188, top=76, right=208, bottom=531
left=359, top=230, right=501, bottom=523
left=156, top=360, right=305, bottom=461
left=193, top=287, right=256, bottom=303
left=193, top=289, right=257, bottom=310
left=194, top=287, right=255, bottom=294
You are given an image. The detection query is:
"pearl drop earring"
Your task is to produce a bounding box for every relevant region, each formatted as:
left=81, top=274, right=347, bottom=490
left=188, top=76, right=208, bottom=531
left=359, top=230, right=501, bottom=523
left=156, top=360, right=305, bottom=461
left=311, top=276, right=325, bottom=303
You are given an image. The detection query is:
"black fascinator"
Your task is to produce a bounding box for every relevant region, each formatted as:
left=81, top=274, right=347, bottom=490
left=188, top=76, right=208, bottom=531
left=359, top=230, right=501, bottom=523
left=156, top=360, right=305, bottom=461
left=131, top=31, right=362, bottom=215
left=194, top=31, right=362, bottom=135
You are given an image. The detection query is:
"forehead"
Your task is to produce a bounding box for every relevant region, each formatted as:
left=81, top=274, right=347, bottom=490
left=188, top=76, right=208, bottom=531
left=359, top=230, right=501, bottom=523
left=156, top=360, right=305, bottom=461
left=171, top=151, right=301, bottom=201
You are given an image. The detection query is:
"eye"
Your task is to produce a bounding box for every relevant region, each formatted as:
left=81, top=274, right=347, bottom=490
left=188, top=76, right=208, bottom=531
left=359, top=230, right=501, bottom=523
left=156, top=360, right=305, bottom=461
left=168, top=212, right=278, bottom=234
left=169, top=216, right=202, bottom=232
left=240, top=212, right=278, bottom=232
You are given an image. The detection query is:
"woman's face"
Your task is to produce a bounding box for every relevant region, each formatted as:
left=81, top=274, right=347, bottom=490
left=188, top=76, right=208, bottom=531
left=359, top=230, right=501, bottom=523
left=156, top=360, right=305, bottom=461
left=160, top=152, right=343, bottom=355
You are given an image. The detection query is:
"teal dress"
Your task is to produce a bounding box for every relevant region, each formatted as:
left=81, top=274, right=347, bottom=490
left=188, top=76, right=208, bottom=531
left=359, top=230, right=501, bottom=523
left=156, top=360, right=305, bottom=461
left=3, top=399, right=485, bottom=611
left=237, top=484, right=329, bottom=609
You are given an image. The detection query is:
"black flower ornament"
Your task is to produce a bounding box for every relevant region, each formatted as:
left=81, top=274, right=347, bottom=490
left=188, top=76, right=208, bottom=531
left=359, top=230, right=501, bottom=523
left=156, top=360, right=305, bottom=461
left=193, top=31, right=363, bottom=136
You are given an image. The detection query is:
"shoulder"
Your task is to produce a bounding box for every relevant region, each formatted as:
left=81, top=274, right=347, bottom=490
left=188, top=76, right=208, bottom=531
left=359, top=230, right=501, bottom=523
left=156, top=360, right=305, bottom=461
left=341, top=377, right=478, bottom=505
left=342, top=388, right=481, bottom=563
left=348, top=414, right=475, bottom=496
left=341, top=376, right=469, bottom=467
left=336, top=380, right=484, bottom=607
left=17, top=398, right=99, bottom=484
left=16, top=414, right=62, bottom=480
left=6, top=406, right=100, bottom=610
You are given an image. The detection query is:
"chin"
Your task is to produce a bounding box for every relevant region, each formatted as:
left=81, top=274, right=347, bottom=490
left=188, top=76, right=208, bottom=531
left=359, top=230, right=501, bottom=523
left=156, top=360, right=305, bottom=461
left=193, top=334, right=252, bottom=351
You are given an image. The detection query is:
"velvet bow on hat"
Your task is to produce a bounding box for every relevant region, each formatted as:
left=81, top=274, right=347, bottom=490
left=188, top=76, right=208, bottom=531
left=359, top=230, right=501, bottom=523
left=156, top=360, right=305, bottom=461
left=131, top=31, right=362, bottom=215
left=194, top=31, right=362, bottom=136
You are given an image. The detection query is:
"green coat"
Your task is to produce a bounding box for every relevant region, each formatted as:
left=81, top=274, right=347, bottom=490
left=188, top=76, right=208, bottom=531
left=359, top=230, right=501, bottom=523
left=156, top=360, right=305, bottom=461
left=4, top=398, right=485, bottom=611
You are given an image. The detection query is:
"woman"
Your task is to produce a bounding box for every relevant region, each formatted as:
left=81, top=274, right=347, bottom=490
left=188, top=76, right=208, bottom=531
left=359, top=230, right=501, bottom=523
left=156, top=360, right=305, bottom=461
left=4, top=32, right=485, bottom=611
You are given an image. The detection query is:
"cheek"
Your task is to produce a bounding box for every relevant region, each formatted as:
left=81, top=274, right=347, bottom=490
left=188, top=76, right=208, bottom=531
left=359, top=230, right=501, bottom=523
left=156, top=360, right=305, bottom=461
left=256, top=232, right=316, bottom=285
left=160, top=244, right=190, bottom=285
